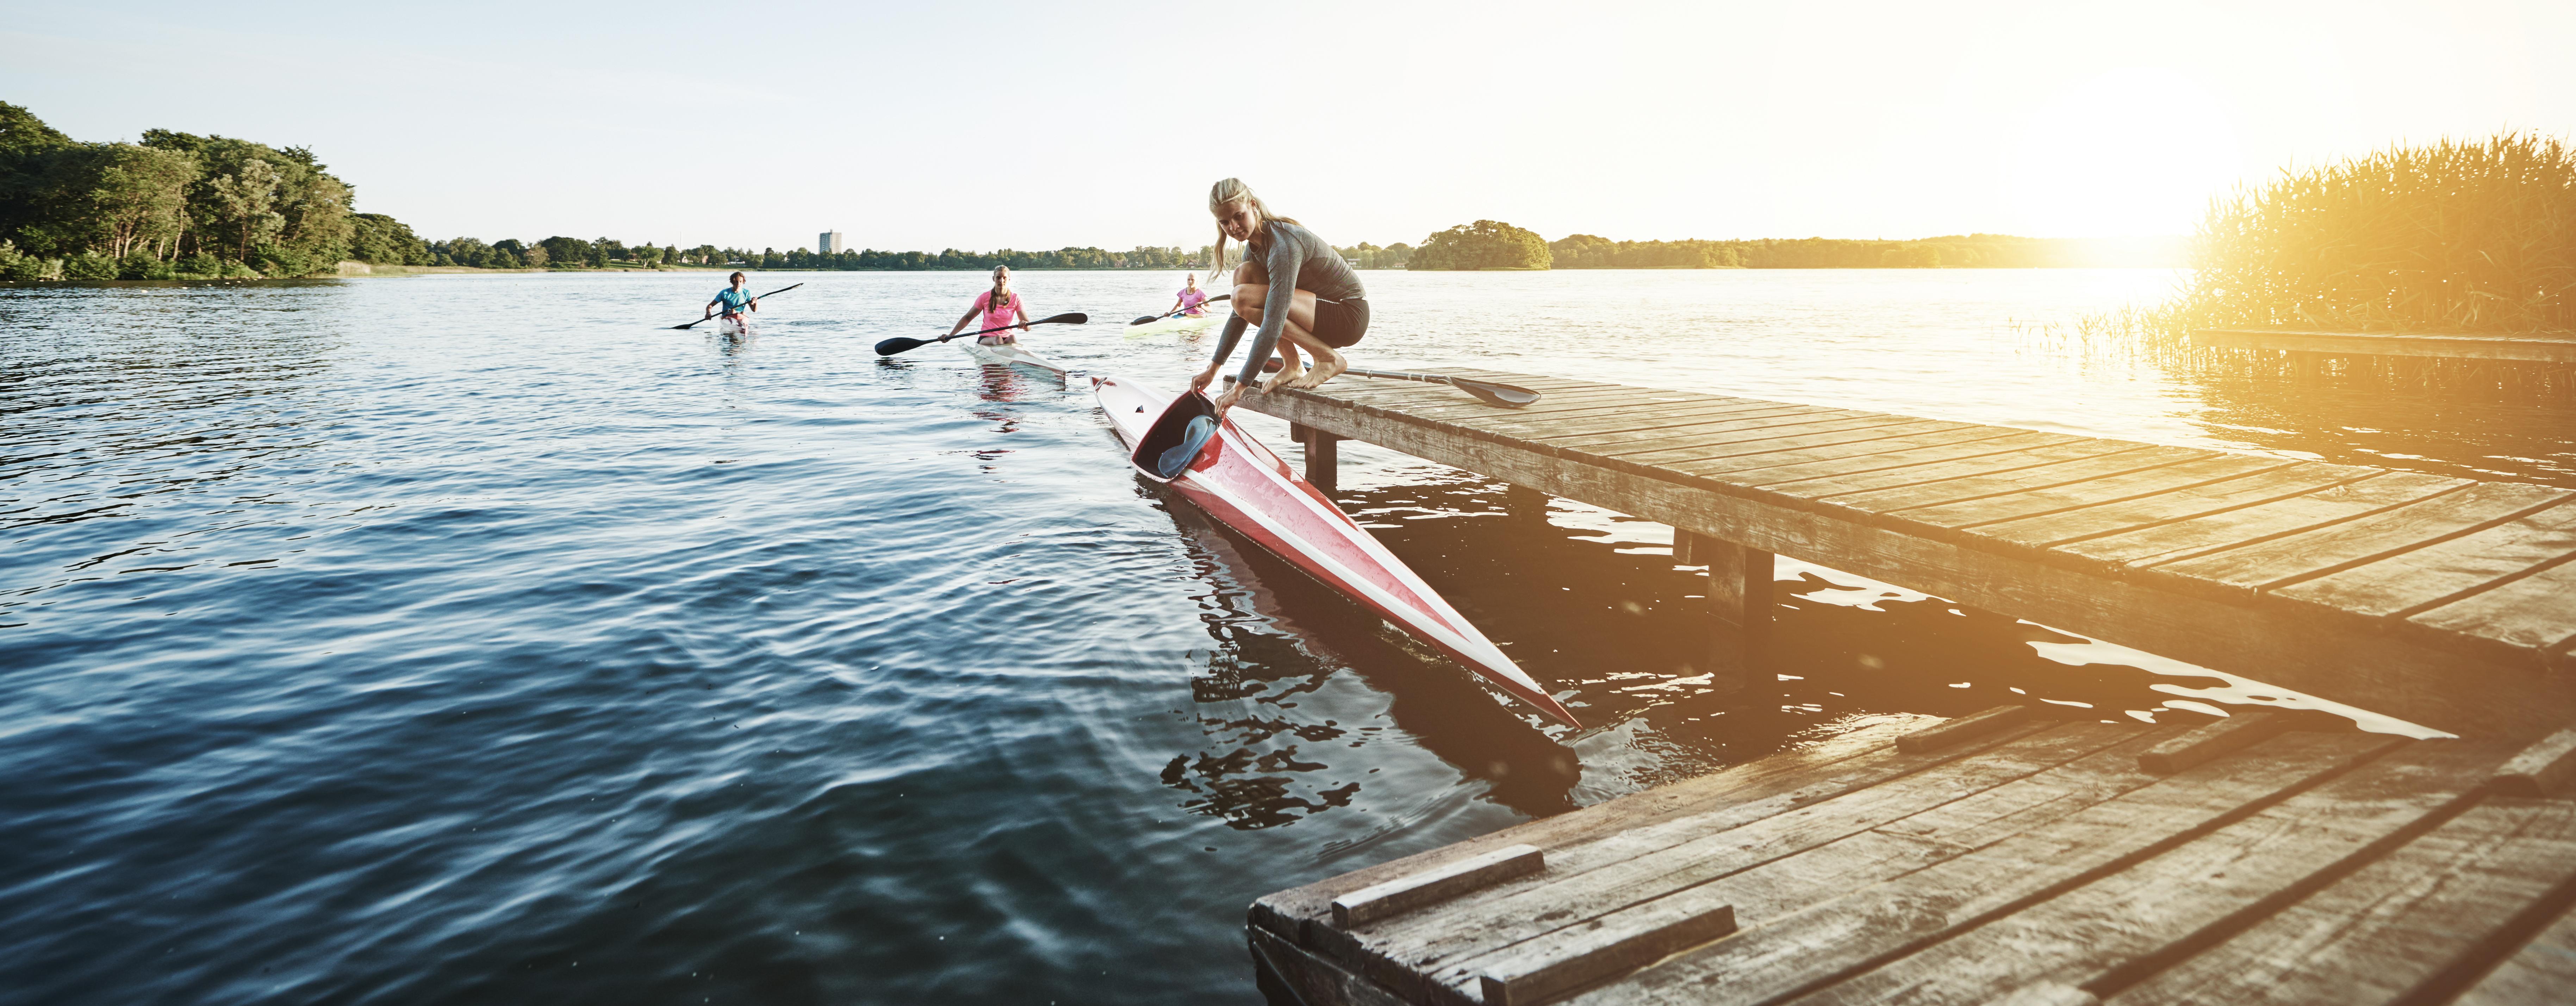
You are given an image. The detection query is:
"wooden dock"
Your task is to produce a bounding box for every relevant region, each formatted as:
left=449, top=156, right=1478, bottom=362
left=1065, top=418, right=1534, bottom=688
left=1249, top=711, right=2576, bottom=1006
left=1236, top=368, right=2576, bottom=739
left=2194, top=328, right=2576, bottom=365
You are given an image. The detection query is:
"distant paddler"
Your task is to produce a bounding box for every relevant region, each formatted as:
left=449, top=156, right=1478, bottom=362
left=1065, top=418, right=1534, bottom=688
left=703, top=271, right=760, bottom=328
left=1188, top=178, right=1369, bottom=415
left=948, top=265, right=1034, bottom=346
left=1166, top=273, right=1212, bottom=318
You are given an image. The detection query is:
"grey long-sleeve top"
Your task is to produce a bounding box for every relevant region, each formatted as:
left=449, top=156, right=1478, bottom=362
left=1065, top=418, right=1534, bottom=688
left=1209, top=221, right=1366, bottom=386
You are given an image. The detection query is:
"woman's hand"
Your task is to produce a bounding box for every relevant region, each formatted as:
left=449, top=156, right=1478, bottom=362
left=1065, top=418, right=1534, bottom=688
left=1211, top=381, right=1246, bottom=414
left=1188, top=363, right=1220, bottom=394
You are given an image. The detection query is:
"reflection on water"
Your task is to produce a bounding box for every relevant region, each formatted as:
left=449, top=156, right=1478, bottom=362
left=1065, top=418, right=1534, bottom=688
left=1, top=269, right=2561, bottom=1004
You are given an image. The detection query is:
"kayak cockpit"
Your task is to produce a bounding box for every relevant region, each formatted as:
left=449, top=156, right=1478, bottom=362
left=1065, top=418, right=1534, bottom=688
left=1132, top=389, right=1222, bottom=482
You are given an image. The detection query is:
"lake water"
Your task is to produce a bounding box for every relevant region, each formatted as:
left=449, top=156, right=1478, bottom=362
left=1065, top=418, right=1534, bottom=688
left=3, top=269, right=2570, bottom=1005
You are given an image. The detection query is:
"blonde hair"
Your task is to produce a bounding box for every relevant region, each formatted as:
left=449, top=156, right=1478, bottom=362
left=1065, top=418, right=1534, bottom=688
left=1208, top=177, right=1298, bottom=274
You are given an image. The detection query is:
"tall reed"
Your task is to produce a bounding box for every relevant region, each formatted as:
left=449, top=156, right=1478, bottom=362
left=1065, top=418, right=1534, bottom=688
left=2077, top=132, right=2576, bottom=395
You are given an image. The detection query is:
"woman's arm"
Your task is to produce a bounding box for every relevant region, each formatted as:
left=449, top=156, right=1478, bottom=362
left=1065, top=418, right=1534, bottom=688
left=950, top=304, right=983, bottom=336
left=1014, top=298, right=1032, bottom=330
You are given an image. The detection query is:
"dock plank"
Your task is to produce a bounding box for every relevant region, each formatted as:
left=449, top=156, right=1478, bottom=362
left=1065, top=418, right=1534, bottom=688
left=2452, top=897, right=2576, bottom=1006
left=2271, top=499, right=2576, bottom=617
left=1629, top=421, right=2009, bottom=471
left=1336, top=724, right=2145, bottom=1000
left=1560, top=731, right=2402, bottom=1006
left=1775, top=739, right=2506, bottom=1006
left=2148, top=482, right=2573, bottom=589
left=1570, top=417, right=1955, bottom=463
left=2105, top=798, right=2576, bottom=1006
left=1709, top=430, right=2081, bottom=485
left=1492, top=405, right=1843, bottom=443
left=1893, top=454, right=2298, bottom=529
left=1250, top=716, right=1948, bottom=943
left=1811, top=446, right=2209, bottom=511
left=1971, top=463, right=2377, bottom=547
left=2406, top=558, right=2576, bottom=657
left=1575, top=413, right=1905, bottom=460
left=1743, top=439, right=2145, bottom=498
left=2061, top=472, right=2471, bottom=567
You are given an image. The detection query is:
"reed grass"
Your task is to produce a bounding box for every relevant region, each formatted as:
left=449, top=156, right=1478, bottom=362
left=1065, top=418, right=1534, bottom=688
left=2070, top=132, right=2576, bottom=398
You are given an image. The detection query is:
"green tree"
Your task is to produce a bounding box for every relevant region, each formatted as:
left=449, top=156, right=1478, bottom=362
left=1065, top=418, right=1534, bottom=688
left=207, top=159, right=285, bottom=261
left=88, top=144, right=199, bottom=260
left=349, top=213, right=430, bottom=265
left=539, top=236, right=591, bottom=268
left=1410, top=220, right=1551, bottom=270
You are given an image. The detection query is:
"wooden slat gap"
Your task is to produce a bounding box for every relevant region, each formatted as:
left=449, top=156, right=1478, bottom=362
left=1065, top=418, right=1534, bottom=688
left=2133, top=476, right=2484, bottom=571
left=2060, top=740, right=2515, bottom=1002
left=2245, top=495, right=2576, bottom=593
left=2025, top=469, right=2388, bottom=548
left=1724, top=429, right=2064, bottom=485
left=1798, top=445, right=2166, bottom=501
left=1936, top=460, right=2306, bottom=531
left=2393, top=544, right=2576, bottom=620
left=1746, top=734, right=2413, bottom=1006
left=2391, top=839, right=2576, bottom=1006
left=2489, top=729, right=2576, bottom=798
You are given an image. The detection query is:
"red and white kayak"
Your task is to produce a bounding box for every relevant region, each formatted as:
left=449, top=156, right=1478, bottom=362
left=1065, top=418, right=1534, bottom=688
left=1095, top=374, right=1579, bottom=727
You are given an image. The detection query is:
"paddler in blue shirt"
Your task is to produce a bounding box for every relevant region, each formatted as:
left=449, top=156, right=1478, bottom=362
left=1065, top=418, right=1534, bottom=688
left=703, top=271, right=759, bottom=325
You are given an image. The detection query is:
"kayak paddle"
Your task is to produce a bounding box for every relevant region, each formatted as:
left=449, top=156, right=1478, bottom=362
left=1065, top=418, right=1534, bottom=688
left=673, top=283, right=802, bottom=329
left=1244, top=360, right=1537, bottom=407
left=874, top=312, right=1089, bottom=356
left=1341, top=368, right=1541, bottom=407
left=1130, top=294, right=1230, bottom=325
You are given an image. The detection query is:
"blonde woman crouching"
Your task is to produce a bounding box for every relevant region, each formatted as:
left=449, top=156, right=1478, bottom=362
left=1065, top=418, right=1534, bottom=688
left=1188, top=178, right=1370, bottom=414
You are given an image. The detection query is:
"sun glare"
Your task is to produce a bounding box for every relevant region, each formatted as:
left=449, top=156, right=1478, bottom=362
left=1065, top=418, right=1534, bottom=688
left=2004, top=68, right=2245, bottom=237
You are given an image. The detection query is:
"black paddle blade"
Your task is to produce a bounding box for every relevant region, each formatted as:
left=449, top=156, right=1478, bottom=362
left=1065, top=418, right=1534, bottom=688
left=1130, top=315, right=1158, bottom=325
left=1037, top=312, right=1088, bottom=326
left=875, top=336, right=933, bottom=356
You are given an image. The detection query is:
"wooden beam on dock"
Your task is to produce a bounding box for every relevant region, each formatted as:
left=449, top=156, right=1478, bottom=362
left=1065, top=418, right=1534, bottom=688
left=1292, top=421, right=1343, bottom=494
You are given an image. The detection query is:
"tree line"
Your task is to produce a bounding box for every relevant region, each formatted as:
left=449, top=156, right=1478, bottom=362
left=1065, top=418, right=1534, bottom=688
left=4, top=98, right=2172, bottom=283
left=0, top=101, right=375, bottom=281
left=1405, top=220, right=2183, bottom=270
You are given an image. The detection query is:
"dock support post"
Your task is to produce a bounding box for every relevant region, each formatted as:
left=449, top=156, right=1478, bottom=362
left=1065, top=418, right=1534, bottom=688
left=1291, top=423, right=1341, bottom=494
left=1681, top=531, right=1772, bottom=684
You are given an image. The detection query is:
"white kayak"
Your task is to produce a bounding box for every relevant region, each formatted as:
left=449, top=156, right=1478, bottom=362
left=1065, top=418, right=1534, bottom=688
left=1123, top=312, right=1224, bottom=339
left=1095, top=374, right=1580, bottom=727
left=962, top=338, right=1070, bottom=375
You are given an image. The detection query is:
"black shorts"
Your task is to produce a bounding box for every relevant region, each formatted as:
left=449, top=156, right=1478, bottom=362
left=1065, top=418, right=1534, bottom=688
left=1311, top=296, right=1369, bottom=349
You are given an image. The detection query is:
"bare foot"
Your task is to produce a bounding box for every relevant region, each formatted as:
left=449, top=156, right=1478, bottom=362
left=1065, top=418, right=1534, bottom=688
left=1289, top=350, right=1346, bottom=389
left=1261, top=361, right=1306, bottom=392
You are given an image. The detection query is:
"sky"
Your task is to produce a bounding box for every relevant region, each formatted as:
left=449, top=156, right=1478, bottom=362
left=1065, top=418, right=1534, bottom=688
left=3, top=0, right=2568, bottom=252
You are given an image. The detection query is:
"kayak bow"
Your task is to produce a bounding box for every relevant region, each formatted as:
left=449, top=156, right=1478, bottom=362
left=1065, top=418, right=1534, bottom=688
left=1095, top=374, right=1579, bottom=727
left=963, top=339, right=1070, bottom=375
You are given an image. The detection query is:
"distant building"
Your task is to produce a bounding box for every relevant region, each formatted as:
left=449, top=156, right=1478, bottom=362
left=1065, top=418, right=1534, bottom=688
left=819, top=231, right=846, bottom=254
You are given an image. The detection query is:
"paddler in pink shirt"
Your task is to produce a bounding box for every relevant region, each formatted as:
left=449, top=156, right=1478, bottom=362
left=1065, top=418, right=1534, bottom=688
left=1165, top=273, right=1211, bottom=317
left=947, top=265, right=1033, bottom=345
